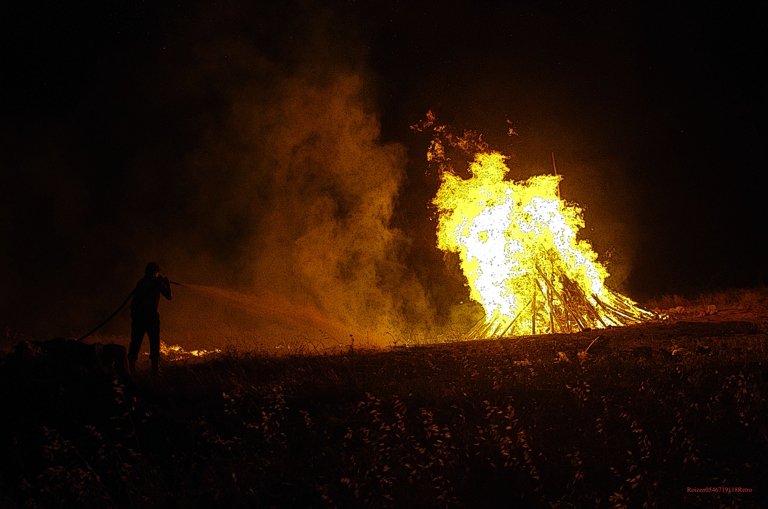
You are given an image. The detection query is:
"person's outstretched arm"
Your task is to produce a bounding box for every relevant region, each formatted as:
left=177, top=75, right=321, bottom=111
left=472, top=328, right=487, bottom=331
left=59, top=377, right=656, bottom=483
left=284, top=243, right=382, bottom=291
left=160, top=275, right=173, bottom=300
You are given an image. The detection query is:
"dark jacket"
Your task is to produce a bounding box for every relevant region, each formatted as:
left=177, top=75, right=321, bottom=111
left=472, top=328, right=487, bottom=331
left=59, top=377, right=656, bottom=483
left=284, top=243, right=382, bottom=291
left=130, top=275, right=172, bottom=319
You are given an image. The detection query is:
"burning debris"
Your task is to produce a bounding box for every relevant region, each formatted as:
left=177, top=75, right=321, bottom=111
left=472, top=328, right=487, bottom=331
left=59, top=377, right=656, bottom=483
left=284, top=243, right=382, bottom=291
left=159, top=341, right=221, bottom=362
left=418, top=115, right=658, bottom=338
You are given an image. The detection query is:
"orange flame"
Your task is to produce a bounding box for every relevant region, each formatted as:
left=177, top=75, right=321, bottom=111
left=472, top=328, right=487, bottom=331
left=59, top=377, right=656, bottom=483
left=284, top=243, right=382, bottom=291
left=160, top=341, right=221, bottom=361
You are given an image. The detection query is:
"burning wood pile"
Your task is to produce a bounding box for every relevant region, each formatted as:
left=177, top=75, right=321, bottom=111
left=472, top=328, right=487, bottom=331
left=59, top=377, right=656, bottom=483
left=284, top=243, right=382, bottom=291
left=418, top=114, right=659, bottom=338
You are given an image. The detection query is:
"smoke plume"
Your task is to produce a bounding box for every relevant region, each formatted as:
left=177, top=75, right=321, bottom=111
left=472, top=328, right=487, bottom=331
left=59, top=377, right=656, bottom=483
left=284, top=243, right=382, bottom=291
left=1, top=1, right=440, bottom=349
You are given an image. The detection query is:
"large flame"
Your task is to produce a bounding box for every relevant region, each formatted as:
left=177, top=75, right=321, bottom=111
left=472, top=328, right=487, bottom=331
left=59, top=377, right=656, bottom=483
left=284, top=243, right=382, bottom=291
left=433, top=151, right=656, bottom=338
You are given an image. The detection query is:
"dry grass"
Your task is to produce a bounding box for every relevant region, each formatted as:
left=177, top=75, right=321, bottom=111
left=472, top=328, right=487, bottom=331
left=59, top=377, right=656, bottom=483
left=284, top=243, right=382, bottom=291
left=1, top=288, right=767, bottom=508
left=645, top=286, right=768, bottom=314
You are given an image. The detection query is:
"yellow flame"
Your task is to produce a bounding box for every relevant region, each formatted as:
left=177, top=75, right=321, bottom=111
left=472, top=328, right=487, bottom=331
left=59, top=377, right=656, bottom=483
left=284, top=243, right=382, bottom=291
left=160, top=341, right=221, bottom=361
left=434, top=152, right=655, bottom=337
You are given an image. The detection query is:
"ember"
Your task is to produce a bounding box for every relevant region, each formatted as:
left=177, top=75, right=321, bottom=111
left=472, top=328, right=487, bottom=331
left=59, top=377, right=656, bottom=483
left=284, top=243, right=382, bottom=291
left=428, top=125, right=658, bottom=338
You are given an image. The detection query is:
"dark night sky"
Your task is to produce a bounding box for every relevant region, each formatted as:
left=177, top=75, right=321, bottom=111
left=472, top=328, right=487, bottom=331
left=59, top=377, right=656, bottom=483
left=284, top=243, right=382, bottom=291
left=2, top=1, right=766, bottom=341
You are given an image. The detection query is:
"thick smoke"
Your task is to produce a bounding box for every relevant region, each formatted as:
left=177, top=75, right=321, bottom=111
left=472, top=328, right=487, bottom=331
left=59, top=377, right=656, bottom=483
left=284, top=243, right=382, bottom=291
left=1, top=1, right=441, bottom=349
left=258, top=75, right=432, bottom=333
left=224, top=72, right=436, bottom=345
left=153, top=11, right=443, bottom=346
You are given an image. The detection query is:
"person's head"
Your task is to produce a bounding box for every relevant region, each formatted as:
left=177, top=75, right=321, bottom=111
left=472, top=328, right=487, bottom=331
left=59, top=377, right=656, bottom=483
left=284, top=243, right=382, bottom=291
left=145, top=262, right=161, bottom=277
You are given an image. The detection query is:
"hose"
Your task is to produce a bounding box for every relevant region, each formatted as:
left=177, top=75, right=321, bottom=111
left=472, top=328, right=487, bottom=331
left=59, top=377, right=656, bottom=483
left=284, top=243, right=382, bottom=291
left=76, top=289, right=135, bottom=342
left=76, top=280, right=183, bottom=342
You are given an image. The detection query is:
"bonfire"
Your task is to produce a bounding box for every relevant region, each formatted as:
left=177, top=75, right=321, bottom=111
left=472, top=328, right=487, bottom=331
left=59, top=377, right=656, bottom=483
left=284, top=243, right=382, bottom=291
left=420, top=115, right=658, bottom=338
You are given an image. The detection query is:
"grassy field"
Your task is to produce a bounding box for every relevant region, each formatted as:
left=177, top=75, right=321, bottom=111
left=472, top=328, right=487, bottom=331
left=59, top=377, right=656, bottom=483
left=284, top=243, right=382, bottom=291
left=1, top=290, right=767, bottom=508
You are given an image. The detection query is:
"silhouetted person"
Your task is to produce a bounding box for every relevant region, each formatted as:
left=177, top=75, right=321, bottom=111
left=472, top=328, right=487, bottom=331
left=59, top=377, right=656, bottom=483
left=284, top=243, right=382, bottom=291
left=128, top=262, right=172, bottom=375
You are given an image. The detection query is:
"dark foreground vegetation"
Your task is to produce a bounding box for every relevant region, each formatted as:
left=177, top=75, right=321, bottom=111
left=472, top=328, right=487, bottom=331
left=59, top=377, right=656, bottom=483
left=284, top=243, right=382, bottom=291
left=1, top=293, right=767, bottom=508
